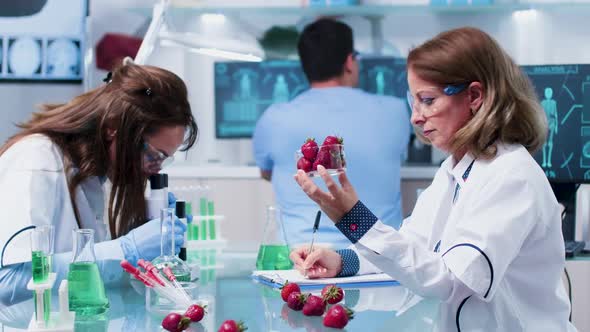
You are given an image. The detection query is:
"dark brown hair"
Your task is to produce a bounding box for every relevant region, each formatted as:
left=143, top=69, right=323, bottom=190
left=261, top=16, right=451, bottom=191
left=0, top=61, right=198, bottom=238
left=408, top=27, right=547, bottom=159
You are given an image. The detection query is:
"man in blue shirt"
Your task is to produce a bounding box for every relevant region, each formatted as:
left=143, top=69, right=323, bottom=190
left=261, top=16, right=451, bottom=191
left=253, top=18, right=409, bottom=249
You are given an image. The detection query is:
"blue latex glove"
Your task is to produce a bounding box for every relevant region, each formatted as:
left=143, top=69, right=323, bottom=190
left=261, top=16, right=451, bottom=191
left=168, top=191, right=177, bottom=209
left=119, top=217, right=186, bottom=265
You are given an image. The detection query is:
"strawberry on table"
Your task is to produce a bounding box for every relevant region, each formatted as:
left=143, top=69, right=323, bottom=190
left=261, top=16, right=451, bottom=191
left=184, top=304, right=206, bottom=323
left=161, top=312, right=191, bottom=332
left=323, top=304, right=354, bottom=329
left=321, top=284, right=344, bottom=304
left=280, top=281, right=301, bottom=302
left=302, top=295, right=326, bottom=316
left=218, top=320, right=247, bottom=332
left=287, top=292, right=307, bottom=311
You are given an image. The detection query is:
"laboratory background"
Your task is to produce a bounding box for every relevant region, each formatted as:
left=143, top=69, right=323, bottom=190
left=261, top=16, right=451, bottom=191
left=1, top=0, right=590, bottom=331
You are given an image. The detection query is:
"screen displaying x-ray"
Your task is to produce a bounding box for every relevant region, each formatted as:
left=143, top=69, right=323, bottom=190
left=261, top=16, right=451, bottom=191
left=0, top=0, right=86, bottom=81
left=359, top=56, right=408, bottom=100
left=525, top=64, right=590, bottom=183
left=214, top=57, right=410, bottom=139
left=214, top=60, right=309, bottom=138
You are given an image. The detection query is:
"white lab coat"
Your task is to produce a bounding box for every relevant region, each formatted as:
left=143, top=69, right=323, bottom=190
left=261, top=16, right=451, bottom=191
left=348, top=143, right=576, bottom=331
left=0, top=134, right=125, bottom=305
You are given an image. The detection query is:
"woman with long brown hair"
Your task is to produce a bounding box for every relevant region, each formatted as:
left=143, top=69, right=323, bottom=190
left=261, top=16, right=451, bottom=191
left=0, top=59, right=197, bottom=304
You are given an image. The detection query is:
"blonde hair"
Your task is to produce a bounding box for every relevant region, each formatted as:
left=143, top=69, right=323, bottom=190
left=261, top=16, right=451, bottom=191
left=407, top=27, right=547, bottom=159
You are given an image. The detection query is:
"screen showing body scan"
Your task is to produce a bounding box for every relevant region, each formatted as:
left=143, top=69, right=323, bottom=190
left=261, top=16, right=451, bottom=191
left=524, top=64, right=590, bottom=183
left=214, top=60, right=309, bottom=138
left=214, top=57, right=409, bottom=139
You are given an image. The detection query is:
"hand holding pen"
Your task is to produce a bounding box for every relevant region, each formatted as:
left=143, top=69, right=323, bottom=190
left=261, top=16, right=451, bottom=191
left=289, top=246, right=342, bottom=279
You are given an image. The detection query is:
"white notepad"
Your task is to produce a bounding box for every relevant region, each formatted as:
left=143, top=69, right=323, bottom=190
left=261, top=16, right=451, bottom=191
left=251, top=269, right=398, bottom=290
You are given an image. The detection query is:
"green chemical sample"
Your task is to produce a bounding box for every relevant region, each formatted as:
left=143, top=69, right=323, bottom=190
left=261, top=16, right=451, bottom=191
left=32, top=251, right=51, bottom=323
left=68, top=262, right=109, bottom=316
left=256, top=244, right=292, bottom=270
left=207, top=201, right=216, bottom=240
left=32, top=251, right=50, bottom=282
left=174, top=273, right=191, bottom=282
left=199, top=197, right=207, bottom=240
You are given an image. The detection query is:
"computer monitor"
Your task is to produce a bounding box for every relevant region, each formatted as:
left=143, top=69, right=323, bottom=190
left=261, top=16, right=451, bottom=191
left=358, top=56, right=408, bottom=99
left=524, top=64, right=590, bottom=240
left=214, top=57, right=412, bottom=139
left=214, top=60, right=309, bottom=139
left=0, top=0, right=87, bottom=82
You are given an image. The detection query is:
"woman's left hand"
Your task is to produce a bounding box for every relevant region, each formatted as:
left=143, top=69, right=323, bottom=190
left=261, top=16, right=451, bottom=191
left=294, top=165, right=359, bottom=223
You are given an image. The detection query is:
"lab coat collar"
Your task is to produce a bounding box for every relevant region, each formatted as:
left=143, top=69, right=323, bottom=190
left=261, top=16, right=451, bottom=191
left=443, top=153, right=476, bottom=186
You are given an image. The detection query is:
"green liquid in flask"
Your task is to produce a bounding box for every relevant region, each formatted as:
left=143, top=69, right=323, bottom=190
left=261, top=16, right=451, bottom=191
left=68, top=262, right=109, bottom=315
left=256, top=245, right=292, bottom=270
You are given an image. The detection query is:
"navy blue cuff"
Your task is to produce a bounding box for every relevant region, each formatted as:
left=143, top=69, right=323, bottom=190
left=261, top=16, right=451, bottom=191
left=336, top=201, right=378, bottom=244
left=335, top=249, right=360, bottom=277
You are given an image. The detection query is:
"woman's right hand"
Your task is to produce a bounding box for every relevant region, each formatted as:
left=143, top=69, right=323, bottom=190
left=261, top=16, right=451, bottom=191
left=290, top=246, right=343, bottom=279
left=119, top=217, right=186, bottom=264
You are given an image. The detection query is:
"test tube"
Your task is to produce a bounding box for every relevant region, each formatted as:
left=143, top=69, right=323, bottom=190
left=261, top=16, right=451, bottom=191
left=199, top=186, right=208, bottom=241
left=31, top=225, right=55, bottom=325
left=207, top=200, right=216, bottom=240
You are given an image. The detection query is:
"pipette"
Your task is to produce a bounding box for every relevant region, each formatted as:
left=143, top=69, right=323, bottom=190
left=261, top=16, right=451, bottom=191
left=121, top=260, right=188, bottom=305
left=163, top=266, right=192, bottom=304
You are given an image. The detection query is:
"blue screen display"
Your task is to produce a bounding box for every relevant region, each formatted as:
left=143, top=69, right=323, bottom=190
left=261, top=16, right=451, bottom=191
left=214, top=57, right=409, bottom=139
left=525, top=64, right=590, bottom=183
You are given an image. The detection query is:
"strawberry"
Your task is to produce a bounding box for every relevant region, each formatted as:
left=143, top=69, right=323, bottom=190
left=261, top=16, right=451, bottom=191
left=217, top=320, right=247, bottom=332
left=322, top=135, right=343, bottom=147
left=315, top=146, right=344, bottom=169
left=314, top=147, right=331, bottom=169
left=323, top=304, right=354, bottom=329
left=280, top=281, right=301, bottom=302
left=312, top=158, right=321, bottom=171
left=302, top=295, right=326, bottom=316
left=321, top=284, right=344, bottom=304
left=301, top=138, right=318, bottom=160
left=296, top=157, right=313, bottom=173
left=161, top=312, right=191, bottom=332
left=286, top=292, right=307, bottom=311
left=184, top=304, right=206, bottom=323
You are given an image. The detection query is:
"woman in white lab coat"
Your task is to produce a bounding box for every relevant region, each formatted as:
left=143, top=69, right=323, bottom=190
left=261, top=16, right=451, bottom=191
left=291, top=27, right=576, bottom=331
left=0, top=60, right=197, bottom=305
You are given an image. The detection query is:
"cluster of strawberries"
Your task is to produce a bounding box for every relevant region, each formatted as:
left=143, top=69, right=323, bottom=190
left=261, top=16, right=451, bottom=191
left=297, top=135, right=345, bottom=173
left=280, top=281, right=354, bottom=329
left=162, top=304, right=247, bottom=332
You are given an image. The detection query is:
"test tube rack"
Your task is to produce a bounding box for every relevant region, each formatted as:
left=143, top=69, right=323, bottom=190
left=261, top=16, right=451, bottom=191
left=26, top=273, right=75, bottom=332
left=186, top=215, right=227, bottom=271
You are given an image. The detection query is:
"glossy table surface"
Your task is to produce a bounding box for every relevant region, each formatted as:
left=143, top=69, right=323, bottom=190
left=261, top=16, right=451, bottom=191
left=0, top=252, right=445, bottom=331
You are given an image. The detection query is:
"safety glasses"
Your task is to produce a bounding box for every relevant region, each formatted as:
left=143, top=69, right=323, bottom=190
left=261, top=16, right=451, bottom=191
left=407, top=83, right=469, bottom=117
left=143, top=141, right=174, bottom=169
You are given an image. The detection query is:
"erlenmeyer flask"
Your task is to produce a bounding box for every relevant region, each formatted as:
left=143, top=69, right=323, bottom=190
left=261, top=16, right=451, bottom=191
left=67, top=229, right=109, bottom=316
left=256, top=206, right=293, bottom=270
left=151, top=208, right=192, bottom=281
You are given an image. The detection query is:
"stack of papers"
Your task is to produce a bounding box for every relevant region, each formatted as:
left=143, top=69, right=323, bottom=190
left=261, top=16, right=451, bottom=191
left=251, top=269, right=398, bottom=290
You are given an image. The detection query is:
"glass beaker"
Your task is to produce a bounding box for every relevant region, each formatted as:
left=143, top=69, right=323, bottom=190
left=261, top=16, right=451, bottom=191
left=151, top=208, right=192, bottom=281
left=30, top=225, right=54, bottom=324
left=67, top=229, right=109, bottom=316
left=256, top=206, right=293, bottom=270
